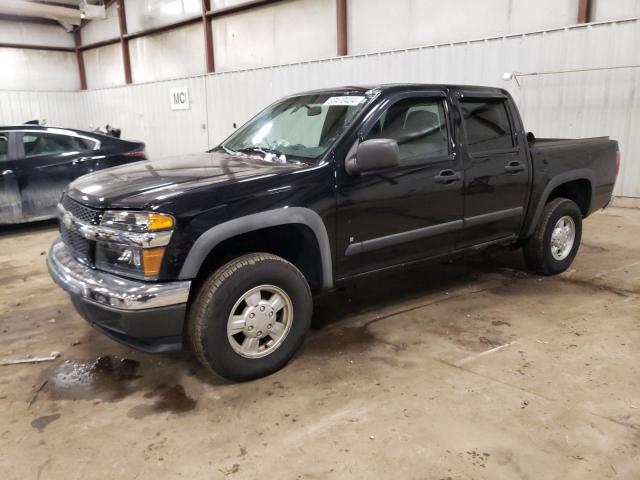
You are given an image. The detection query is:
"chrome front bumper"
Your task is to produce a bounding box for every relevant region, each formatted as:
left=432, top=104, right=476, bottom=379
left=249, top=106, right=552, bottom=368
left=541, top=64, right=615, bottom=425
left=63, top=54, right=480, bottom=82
left=47, top=237, right=191, bottom=311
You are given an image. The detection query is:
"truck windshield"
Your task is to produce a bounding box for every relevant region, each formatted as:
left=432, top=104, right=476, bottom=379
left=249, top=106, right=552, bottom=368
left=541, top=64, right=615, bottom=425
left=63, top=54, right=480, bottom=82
left=220, top=92, right=374, bottom=162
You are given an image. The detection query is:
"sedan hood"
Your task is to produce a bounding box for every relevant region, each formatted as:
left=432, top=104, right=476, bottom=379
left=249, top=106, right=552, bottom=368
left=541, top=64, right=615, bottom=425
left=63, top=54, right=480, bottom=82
left=66, top=151, right=302, bottom=209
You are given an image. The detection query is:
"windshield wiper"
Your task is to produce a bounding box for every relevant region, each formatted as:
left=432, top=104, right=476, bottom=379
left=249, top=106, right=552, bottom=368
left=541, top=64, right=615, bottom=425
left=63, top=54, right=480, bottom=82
left=235, top=146, right=282, bottom=156
left=208, top=145, right=238, bottom=155
left=235, top=146, right=289, bottom=163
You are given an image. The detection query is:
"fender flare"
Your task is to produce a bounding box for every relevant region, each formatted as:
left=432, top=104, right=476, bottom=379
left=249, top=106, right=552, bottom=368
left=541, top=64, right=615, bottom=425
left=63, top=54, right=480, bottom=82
left=525, top=169, right=595, bottom=237
left=178, top=207, right=334, bottom=289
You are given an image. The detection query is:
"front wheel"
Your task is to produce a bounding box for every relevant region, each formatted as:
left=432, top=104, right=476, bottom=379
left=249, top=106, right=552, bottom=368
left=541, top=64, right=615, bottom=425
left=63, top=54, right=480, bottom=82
left=523, top=197, right=582, bottom=275
left=188, top=253, right=312, bottom=381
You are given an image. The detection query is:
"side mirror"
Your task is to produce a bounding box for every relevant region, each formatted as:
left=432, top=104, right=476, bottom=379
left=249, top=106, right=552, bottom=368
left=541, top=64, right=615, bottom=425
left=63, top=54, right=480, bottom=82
left=345, top=138, right=400, bottom=175
left=526, top=131, right=535, bottom=143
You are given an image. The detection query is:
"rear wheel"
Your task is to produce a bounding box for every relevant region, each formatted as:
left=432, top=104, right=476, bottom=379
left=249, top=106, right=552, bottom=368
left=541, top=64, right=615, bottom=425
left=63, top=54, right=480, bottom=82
left=523, top=197, right=582, bottom=275
left=188, top=253, right=312, bottom=381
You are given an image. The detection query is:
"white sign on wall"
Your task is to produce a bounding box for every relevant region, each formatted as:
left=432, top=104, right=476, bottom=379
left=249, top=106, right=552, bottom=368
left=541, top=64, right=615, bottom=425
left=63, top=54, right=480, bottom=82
left=170, top=87, right=190, bottom=110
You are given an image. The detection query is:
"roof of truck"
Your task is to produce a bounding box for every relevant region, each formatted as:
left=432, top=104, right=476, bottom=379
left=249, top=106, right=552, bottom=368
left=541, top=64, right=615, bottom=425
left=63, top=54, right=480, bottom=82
left=291, top=83, right=509, bottom=97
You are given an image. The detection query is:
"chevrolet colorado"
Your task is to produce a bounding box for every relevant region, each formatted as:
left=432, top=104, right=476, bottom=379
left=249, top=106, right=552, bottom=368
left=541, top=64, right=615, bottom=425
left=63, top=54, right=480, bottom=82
left=48, top=84, right=620, bottom=380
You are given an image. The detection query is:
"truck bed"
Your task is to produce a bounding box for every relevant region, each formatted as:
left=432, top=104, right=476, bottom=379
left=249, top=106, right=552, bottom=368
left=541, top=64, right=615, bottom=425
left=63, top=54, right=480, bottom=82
left=523, top=135, right=618, bottom=235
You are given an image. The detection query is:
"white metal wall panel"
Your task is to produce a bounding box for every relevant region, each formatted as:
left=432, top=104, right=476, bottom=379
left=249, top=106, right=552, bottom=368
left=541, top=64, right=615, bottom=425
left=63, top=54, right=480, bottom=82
left=0, top=90, right=86, bottom=127
left=212, top=0, right=336, bottom=72
left=347, top=0, right=579, bottom=55
left=129, top=23, right=206, bottom=83
left=0, top=49, right=79, bottom=91
left=84, top=43, right=125, bottom=90
left=124, top=0, right=201, bottom=33
left=81, top=76, right=209, bottom=158
left=593, top=0, right=640, bottom=22
left=81, top=2, right=120, bottom=45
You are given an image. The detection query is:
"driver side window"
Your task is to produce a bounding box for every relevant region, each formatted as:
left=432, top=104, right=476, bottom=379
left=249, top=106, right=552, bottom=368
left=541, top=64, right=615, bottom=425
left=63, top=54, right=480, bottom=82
left=365, top=97, right=449, bottom=166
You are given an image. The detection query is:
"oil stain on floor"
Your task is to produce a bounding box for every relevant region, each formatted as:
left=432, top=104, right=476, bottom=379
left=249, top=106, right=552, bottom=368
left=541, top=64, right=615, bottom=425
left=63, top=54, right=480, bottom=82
left=127, top=385, right=197, bottom=419
left=31, top=413, right=61, bottom=432
left=42, top=355, right=142, bottom=402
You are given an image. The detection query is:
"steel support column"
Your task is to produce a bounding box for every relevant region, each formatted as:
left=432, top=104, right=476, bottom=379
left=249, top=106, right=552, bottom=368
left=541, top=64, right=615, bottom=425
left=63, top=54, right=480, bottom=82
left=116, top=0, right=132, bottom=84
left=202, top=0, right=214, bottom=72
left=336, top=0, right=347, bottom=56
left=73, top=29, right=87, bottom=90
left=577, top=0, right=592, bottom=23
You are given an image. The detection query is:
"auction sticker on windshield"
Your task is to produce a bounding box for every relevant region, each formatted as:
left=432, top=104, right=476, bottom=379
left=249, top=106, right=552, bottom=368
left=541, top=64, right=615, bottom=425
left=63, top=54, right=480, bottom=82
left=323, top=96, right=366, bottom=106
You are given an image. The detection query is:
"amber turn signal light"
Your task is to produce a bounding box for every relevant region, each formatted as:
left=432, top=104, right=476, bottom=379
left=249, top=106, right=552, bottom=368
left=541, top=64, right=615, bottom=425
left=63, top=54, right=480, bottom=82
left=142, top=247, right=166, bottom=277
left=148, top=213, right=174, bottom=231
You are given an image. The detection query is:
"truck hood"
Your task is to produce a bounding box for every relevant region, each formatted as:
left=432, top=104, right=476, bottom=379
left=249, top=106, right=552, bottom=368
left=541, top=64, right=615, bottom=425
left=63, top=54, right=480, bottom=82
left=66, top=151, right=302, bottom=209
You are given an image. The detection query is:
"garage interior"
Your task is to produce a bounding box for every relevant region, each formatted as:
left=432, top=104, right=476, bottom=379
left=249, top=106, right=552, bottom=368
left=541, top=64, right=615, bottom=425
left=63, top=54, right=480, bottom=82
left=1, top=1, right=640, bottom=479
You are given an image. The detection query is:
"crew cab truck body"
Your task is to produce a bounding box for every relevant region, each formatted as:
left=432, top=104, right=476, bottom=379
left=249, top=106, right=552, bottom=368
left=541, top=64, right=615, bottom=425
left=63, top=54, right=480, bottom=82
left=48, top=84, right=619, bottom=380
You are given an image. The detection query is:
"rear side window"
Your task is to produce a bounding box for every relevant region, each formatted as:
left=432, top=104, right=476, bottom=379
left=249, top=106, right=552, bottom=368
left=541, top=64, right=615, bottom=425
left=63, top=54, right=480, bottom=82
left=0, top=134, right=7, bottom=161
left=460, top=99, right=514, bottom=153
left=365, top=97, right=449, bottom=165
left=22, top=132, right=89, bottom=157
left=78, top=137, right=98, bottom=150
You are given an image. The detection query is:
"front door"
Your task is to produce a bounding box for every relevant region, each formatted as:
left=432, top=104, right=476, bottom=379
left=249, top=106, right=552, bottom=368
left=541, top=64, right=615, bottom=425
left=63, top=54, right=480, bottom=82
left=15, top=130, right=85, bottom=220
left=454, top=92, right=530, bottom=247
left=336, top=92, right=464, bottom=279
left=0, top=132, right=22, bottom=223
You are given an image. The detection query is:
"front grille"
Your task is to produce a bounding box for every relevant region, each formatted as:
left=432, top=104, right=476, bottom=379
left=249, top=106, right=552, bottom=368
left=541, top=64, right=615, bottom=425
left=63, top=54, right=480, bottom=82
left=61, top=194, right=102, bottom=225
left=61, top=225, right=91, bottom=263
left=60, top=194, right=102, bottom=265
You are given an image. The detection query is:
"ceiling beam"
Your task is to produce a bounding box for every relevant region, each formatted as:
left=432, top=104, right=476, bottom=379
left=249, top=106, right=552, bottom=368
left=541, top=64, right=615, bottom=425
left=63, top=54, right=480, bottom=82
left=0, top=13, right=60, bottom=26
left=0, top=41, right=73, bottom=52
left=0, top=0, right=82, bottom=28
left=28, top=1, right=79, bottom=9
left=577, top=0, right=592, bottom=23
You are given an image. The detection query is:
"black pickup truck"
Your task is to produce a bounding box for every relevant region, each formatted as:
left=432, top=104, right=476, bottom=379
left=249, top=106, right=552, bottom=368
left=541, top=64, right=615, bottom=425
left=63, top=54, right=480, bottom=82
left=48, top=84, right=619, bottom=380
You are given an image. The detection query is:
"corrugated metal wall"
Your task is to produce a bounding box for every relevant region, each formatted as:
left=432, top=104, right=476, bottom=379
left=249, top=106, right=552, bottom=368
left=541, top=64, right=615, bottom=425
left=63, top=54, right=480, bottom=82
left=1, top=18, right=639, bottom=196
left=0, top=90, right=83, bottom=125
left=82, top=76, right=210, bottom=157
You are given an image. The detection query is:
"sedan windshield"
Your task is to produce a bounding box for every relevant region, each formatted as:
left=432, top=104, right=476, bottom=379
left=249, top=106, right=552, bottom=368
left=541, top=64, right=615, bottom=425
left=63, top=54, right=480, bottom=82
left=220, top=91, right=375, bottom=162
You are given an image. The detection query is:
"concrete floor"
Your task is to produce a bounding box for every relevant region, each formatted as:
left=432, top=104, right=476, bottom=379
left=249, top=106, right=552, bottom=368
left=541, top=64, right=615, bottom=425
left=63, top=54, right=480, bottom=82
left=0, top=207, right=639, bottom=480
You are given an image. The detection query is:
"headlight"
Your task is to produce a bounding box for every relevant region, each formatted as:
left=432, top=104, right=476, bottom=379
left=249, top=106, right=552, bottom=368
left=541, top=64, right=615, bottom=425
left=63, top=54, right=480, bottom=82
left=101, top=210, right=174, bottom=233
left=95, top=211, right=174, bottom=280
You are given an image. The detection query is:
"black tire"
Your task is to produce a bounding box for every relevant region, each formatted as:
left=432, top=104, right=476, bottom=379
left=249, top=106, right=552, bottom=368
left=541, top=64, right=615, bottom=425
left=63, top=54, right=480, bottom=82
left=523, top=197, right=582, bottom=275
left=188, top=253, right=312, bottom=381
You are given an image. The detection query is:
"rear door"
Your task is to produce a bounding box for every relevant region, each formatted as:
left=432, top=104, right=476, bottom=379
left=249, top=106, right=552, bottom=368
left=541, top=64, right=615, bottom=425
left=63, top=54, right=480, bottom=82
left=0, top=131, right=22, bottom=223
left=454, top=92, right=530, bottom=247
left=15, top=130, right=87, bottom=220
left=336, top=91, right=464, bottom=278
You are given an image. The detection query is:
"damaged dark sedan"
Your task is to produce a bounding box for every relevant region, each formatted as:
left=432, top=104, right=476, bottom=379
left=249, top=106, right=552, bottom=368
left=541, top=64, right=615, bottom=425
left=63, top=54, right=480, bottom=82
left=0, top=125, right=146, bottom=224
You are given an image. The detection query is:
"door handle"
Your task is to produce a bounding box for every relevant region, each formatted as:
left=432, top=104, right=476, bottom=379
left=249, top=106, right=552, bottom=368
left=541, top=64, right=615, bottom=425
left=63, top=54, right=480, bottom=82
left=1, top=169, right=13, bottom=176
left=434, top=169, right=462, bottom=184
left=505, top=161, right=525, bottom=174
